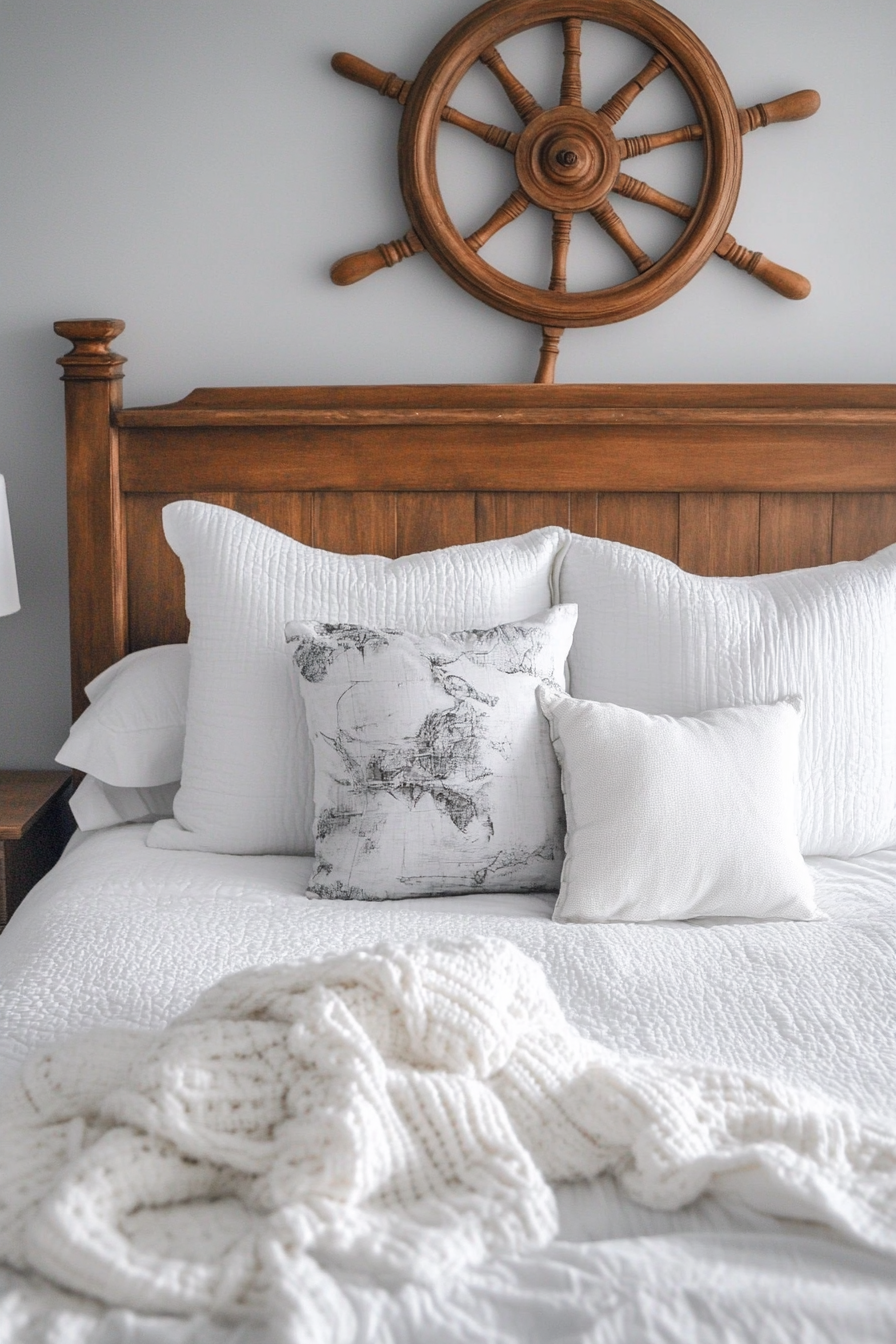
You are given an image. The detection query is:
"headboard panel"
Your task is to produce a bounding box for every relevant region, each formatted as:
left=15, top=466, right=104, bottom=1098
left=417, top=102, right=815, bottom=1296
left=56, top=320, right=896, bottom=720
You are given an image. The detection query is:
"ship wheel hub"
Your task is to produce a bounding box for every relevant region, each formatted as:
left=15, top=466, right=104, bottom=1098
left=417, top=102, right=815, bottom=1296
left=515, top=106, right=619, bottom=212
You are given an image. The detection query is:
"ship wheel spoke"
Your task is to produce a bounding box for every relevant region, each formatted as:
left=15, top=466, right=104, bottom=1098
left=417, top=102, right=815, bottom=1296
left=613, top=173, right=692, bottom=219
left=332, top=53, right=520, bottom=153
left=738, top=90, right=821, bottom=134
left=441, top=106, right=520, bottom=152
left=613, top=174, right=810, bottom=298
left=620, top=89, right=821, bottom=159
left=330, top=229, right=425, bottom=286
left=549, top=213, right=573, bottom=291
left=480, top=45, right=543, bottom=124
left=598, top=52, right=669, bottom=126
left=619, top=124, right=703, bottom=159
left=466, top=190, right=530, bottom=252
left=535, top=327, right=565, bottom=384
left=559, top=18, right=583, bottom=107
left=589, top=199, right=652, bottom=274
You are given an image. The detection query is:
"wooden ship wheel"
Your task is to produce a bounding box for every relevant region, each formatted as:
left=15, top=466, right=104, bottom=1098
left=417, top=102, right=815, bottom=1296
left=330, top=0, right=820, bottom=383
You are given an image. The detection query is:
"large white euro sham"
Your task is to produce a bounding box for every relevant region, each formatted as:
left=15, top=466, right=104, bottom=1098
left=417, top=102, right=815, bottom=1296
left=149, top=503, right=568, bottom=855
left=559, top=537, right=896, bottom=857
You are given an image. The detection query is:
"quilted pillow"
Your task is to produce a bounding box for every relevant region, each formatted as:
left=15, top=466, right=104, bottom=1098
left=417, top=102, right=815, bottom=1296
left=539, top=686, right=817, bottom=923
left=149, top=503, right=568, bottom=855
left=287, top=607, right=576, bottom=899
left=558, top=537, right=896, bottom=857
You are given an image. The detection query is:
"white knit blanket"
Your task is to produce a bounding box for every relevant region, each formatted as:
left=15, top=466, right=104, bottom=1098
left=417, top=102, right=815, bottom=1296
left=1, top=937, right=894, bottom=1343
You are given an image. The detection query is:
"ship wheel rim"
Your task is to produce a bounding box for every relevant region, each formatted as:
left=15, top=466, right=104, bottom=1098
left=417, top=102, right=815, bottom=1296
left=398, top=0, right=743, bottom=328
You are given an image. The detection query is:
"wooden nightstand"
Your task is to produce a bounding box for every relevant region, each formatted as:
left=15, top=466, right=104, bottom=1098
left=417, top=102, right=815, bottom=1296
left=0, top=770, right=75, bottom=928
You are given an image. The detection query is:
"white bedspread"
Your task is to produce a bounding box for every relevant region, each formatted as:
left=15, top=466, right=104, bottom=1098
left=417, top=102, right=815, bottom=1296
left=0, top=825, right=895, bottom=1342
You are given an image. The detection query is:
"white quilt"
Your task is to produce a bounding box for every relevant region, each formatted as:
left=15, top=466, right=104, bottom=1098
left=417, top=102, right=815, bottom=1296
left=0, top=827, right=895, bottom=1342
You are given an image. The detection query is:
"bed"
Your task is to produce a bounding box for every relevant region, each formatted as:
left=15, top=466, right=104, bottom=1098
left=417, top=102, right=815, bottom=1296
left=0, top=319, right=895, bottom=1342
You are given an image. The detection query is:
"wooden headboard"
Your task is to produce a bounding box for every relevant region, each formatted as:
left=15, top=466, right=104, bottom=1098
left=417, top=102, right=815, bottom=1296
left=56, top=319, right=896, bottom=719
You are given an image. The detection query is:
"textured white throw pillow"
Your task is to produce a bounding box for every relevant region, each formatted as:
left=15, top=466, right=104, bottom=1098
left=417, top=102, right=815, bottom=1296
left=539, top=687, right=817, bottom=923
left=559, top=537, right=896, bottom=857
left=149, top=503, right=568, bottom=855
left=288, top=608, right=576, bottom=899
left=56, top=644, right=188, bottom=788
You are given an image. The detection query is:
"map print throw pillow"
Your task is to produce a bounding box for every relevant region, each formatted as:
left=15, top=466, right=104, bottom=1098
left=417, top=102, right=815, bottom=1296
left=286, top=606, right=577, bottom=899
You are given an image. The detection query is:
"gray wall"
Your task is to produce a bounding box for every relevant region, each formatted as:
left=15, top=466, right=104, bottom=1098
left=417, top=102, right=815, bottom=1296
left=1, top=0, right=894, bottom=765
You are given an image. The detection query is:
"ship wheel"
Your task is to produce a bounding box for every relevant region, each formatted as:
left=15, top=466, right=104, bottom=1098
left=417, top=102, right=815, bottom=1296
left=330, top=0, right=819, bottom=382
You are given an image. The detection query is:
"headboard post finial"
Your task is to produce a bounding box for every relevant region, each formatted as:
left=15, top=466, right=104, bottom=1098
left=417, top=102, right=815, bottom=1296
left=54, top=319, right=126, bottom=380
left=54, top=319, right=128, bottom=720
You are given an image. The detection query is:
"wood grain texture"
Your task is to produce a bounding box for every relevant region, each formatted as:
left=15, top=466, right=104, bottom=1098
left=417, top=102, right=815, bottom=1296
left=126, top=492, right=231, bottom=650
left=738, top=89, right=821, bottom=134
left=596, top=492, right=679, bottom=561
left=331, top=230, right=423, bottom=287
left=534, top=328, right=564, bottom=385
left=230, top=492, right=315, bottom=543
left=0, top=770, right=72, bottom=841
left=475, top=492, right=570, bottom=540
left=313, top=492, right=398, bottom=557
left=396, top=493, right=477, bottom=555
left=119, top=428, right=896, bottom=493
left=568, top=492, right=599, bottom=535
left=55, top=321, right=128, bottom=718
left=678, top=493, right=760, bottom=576
left=832, top=494, right=896, bottom=562
left=119, top=384, right=896, bottom=414
left=117, top=385, right=896, bottom=494
left=759, top=494, right=832, bottom=572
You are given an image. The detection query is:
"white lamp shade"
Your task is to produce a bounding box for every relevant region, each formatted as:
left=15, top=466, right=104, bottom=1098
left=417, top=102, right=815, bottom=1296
left=0, top=475, right=21, bottom=617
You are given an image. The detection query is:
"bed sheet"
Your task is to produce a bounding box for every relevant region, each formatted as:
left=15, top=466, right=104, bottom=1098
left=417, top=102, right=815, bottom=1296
left=0, top=825, right=894, bottom=1341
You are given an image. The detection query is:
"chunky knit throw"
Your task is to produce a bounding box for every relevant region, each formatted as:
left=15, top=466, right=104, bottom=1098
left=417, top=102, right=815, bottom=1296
left=1, top=937, right=894, bottom=1343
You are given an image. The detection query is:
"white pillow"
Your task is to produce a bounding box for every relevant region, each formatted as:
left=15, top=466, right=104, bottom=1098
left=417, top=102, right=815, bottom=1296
left=559, top=537, right=896, bottom=857
left=149, top=502, right=568, bottom=855
left=56, top=644, right=189, bottom=787
left=69, top=777, right=180, bottom=831
left=288, top=608, right=576, bottom=899
left=539, top=686, right=817, bottom=923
